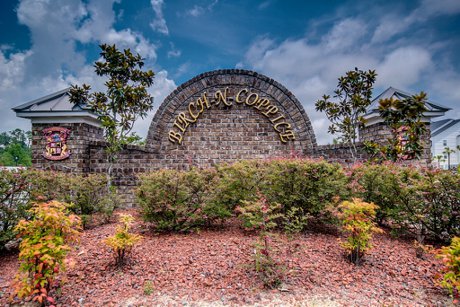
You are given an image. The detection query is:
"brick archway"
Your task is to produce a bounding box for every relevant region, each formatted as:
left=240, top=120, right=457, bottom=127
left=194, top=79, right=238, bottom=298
left=146, top=69, right=317, bottom=165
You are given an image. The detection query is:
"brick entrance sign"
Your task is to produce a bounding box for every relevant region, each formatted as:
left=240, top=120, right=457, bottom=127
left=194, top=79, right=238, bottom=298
left=14, top=69, right=445, bottom=204
left=146, top=69, right=317, bottom=165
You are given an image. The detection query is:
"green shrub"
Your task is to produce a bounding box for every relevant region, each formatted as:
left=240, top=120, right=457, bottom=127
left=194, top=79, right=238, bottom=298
left=14, top=201, right=81, bottom=305
left=350, top=163, right=459, bottom=242
left=436, top=237, right=460, bottom=302
left=235, top=193, right=282, bottom=231
left=216, top=159, right=348, bottom=218
left=282, top=206, right=309, bottom=234
left=27, top=170, right=117, bottom=228
left=214, top=160, right=266, bottom=210
left=337, top=198, right=381, bottom=264
left=348, top=162, right=421, bottom=224
left=263, top=159, right=349, bottom=217
left=0, top=169, right=31, bottom=250
left=137, top=168, right=230, bottom=231
left=104, top=214, right=141, bottom=266
left=391, top=168, right=460, bottom=243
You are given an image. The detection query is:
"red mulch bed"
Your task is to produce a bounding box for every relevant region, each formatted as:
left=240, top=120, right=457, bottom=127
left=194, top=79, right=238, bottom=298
left=0, top=210, right=452, bottom=306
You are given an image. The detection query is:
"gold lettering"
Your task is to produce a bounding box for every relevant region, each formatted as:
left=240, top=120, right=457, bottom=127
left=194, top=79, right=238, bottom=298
left=269, top=114, right=285, bottom=124
left=274, top=122, right=291, bottom=133
left=168, top=131, right=183, bottom=144
left=188, top=102, right=200, bottom=120
left=197, top=92, right=211, bottom=110
left=254, top=98, right=270, bottom=110
left=245, top=93, right=259, bottom=106
left=262, top=105, right=279, bottom=117
left=173, top=121, right=186, bottom=132
left=214, top=87, right=232, bottom=106
left=279, top=130, right=296, bottom=143
left=178, top=112, right=196, bottom=125
left=235, top=89, right=248, bottom=104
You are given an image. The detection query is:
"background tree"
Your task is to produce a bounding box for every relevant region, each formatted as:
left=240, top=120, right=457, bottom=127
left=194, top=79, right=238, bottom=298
left=364, top=92, right=428, bottom=162
left=0, top=129, right=31, bottom=166
left=315, top=67, right=377, bottom=160
left=443, top=147, right=455, bottom=170
left=434, top=154, right=445, bottom=167
left=69, top=44, right=154, bottom=188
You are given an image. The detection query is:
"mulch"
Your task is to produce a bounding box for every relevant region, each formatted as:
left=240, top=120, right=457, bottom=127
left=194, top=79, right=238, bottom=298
left=0, top=210, right=453, bottom=306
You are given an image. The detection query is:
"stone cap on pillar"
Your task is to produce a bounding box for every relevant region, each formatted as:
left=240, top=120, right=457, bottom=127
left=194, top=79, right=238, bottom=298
left=363, top=87, right=451, bottom=127
left=12, top=88, right=101, bottom=127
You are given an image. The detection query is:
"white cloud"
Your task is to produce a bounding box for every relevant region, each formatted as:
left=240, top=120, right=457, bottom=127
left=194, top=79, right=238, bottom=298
left=239, top=14, right=442, bottom=144
left=167, top=42, right=181, bottom=58
left=184, top=0, right=219, bottom=17
left=376, top=46, right=432, bottom=88
left=0, top=0, right=172, bottom=137
left=150, top=0, right=169, bottom=35
left=372, top=0, right=460, bottom=43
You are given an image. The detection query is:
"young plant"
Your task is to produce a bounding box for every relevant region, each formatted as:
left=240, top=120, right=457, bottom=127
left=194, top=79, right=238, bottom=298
left=436, top=237, right=460, bottom=303
left=337, top=198, right=381, bottom=264
left=14, top=201, right=81, bottom=306
left=235, top=193, right=282, bottom=231
left=104, top=214, right=141, bottom=266
left=236, top=193, right=285, bottom=288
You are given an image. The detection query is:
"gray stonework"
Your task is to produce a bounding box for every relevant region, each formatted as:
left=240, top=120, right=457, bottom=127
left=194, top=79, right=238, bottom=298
left=26, top=69, right=433, bottom=206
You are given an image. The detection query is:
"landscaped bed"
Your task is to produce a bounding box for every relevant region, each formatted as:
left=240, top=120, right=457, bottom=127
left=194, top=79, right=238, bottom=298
left=0, top=210, right=451, bottom=306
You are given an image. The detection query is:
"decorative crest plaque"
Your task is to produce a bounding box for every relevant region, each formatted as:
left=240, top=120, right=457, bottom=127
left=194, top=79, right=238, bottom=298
left=42, top=127, right=71, bottom=160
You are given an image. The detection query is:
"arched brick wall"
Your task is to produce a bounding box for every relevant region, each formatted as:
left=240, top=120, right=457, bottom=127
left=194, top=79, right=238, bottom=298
left=146, top=69, right=317, bottom=166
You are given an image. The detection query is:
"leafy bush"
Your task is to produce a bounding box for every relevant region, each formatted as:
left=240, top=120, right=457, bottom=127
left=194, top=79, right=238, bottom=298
left=264, top=159, right=349, bottom=217
left=0, top=169, right=31, bottom=250
left=337, top=198, right=381, bottom=264
left=350, top=164, right=459, bottom=242
left=436, top=237, right=460, bottom=302
left=27, top=170, right=117, bottom=228
left=214, top=160, right=266, bottom=210
left=216, top=159, right=348, bottom=219
left=104, top=214, right=141, bottom=266
left=137, top=168, right=230, bottom=232
left=348, top=162, right=421, bottom=224
left=282, top=206, right=309, bottom=234
left=235, top=193, right=282, bottom=231
left=14, top=201, right=81, bottom=305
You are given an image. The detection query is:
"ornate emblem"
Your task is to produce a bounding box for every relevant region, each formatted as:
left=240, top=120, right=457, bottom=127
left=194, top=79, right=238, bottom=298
left=43, top=127, right=71, bottom=160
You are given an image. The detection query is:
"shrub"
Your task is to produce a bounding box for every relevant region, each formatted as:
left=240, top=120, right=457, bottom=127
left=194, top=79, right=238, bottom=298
left=408, top=169, right=460, bottom=242
left=350, top=164, right=459, bottom=243
left=0, top=169, right=31, bottom=250
left=14, top=201, right=81, bottom=305
left=348, top=162, right=421, bottom=224
left=27, top=170, right=117, bottom=228
left=264, top=159, right=349, bottom=217
left=235, top=193, right=282, bottom=231
left=137, top=168, right=229, bottom=232
left=214, top=160, right=266, bottom=210
left=216, top=159, right=348, bottom=219
left=436, top=237, right=460, bottom=302
left=282, top=206, right=309, bottom=234
left=104, top=214, right=141, bottom=266
left=337, top=198, right=381, bottom=264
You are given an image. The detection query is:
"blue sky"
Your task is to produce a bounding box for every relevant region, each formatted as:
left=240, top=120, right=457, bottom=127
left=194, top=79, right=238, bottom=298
left=0, top=0, right=459, bottom=144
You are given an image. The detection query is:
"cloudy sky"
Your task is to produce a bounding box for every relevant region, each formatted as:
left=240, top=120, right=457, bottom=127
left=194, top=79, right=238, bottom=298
left=0, top=0, right=459, bottom=144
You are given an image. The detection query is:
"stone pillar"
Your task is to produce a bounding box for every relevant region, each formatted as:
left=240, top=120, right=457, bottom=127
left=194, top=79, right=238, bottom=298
left=31, top=122, right=103, bottom=173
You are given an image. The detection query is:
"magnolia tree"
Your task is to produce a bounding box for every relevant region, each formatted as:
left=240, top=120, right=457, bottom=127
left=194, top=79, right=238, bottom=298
left=69, top=44, right=155, bottom=188
left=315, top=68, right=377, bottom=161
left=364, top=92, right=428, bottom=162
